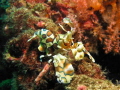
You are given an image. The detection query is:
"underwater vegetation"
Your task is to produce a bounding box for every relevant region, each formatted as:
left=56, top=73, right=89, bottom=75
left=0, top=0, right=120, bottom=90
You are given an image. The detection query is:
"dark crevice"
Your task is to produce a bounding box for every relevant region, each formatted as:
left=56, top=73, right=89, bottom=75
left=94, top=11, right=109, bottom=30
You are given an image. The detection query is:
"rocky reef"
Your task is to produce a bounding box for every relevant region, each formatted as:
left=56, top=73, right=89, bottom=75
left=0, top=0, right=120, bottom=90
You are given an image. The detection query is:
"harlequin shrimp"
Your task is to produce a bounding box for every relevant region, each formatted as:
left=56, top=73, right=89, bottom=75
left=71, top=42, right=95, bottom=62
left=58, top=18, right=95, bottom=62
left=27, top=29, right=55, bottom=53
left=27, top=21, right=74, bottom=60
left=53, top=54, right=74, bottom=83
left=28, top=17, right=95, bottom=84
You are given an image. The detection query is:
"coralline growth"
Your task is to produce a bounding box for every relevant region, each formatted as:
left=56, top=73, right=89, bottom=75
left=2, top=0, right=120, bottom=90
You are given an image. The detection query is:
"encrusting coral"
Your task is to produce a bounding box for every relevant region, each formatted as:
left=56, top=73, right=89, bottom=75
left=2, top=0, right=120, bottom=90
left=66, top=74, right=120, bottom=90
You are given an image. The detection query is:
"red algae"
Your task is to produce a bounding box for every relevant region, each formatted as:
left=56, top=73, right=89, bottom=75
left=26, top=0, right=46, bottom=4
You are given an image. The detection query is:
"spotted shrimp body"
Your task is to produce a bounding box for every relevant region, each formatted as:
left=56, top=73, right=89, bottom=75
left=28, top=29, right=55, bottom=53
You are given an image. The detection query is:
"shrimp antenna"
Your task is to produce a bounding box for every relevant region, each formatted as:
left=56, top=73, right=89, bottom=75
left=58, top=23, right=67, bottom=32
left=27, top=34, right=37, bottom=42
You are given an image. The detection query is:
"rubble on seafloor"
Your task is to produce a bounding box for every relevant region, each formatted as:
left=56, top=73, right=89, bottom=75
left=0, top=0, right=120, bottom=90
